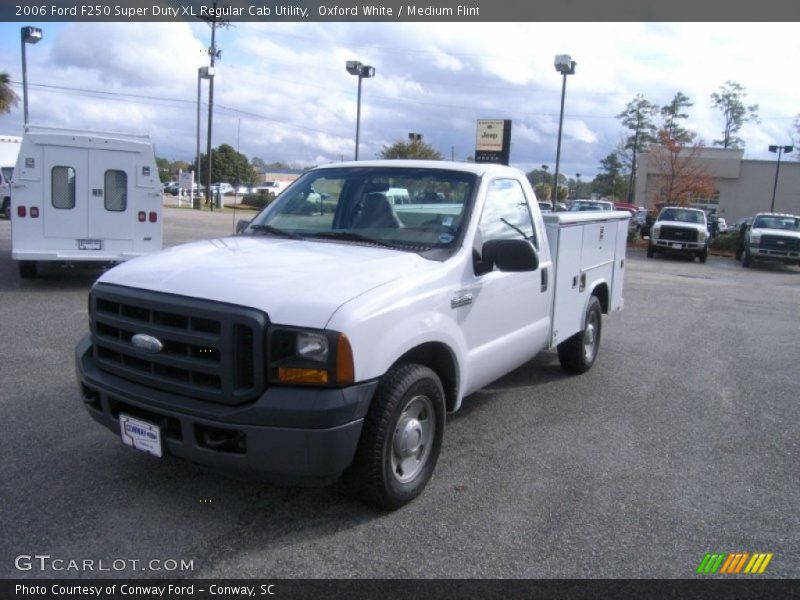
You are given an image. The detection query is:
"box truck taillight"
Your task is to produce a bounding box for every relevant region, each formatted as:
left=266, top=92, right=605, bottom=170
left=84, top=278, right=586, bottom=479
left=17, top=206, right=26, bottom=218
left=138, top=211, right=146, bottom=222
left=30, top=207, right=39, bottom=218
left=149, top=212, right=158, bottom=223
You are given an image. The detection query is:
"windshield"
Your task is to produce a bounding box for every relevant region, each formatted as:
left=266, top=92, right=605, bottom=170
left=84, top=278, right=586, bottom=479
left=657, top=208, right=704, bottom=224
left=245, top=167, right=477, bottom=252
left=752, top=215, right=800, bottom=231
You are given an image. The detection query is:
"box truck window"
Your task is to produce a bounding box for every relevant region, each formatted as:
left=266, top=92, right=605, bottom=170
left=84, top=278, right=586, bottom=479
left=104, top=170, right=127, bottom=212
left=52, top=166, right=76, bottom=209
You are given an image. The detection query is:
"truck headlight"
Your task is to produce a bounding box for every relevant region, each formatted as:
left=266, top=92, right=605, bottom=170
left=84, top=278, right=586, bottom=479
left=267, top=326, right=355, bottom=386
left=698, top=229, right=707, bottom=242
left=749, top=234, right=760, bottom=246
left=652, top=225, right=661, bottom=239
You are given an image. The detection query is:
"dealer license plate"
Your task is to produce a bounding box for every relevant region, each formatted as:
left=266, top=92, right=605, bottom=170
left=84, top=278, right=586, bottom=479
left=78, top=239, right=102, bottom=250
left=671, top=243, right=683, bottom=249
left=120, top=414, right=162, bottom=458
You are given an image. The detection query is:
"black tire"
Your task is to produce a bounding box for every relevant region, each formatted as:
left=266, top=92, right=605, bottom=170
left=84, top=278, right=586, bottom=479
left=1, top=198, right=9, bottom=220
left=558, top=295, right=602, bottom=374
left=18, top=261, right=37, bottom=279
left=347, top=363, right=445, bottom=510
left=742, top=249, right=751, bottom=268
left=646, top=244, right=655, bottom=258
left=734, top=248, right=742, bottom=261
left=698, top=248, right=708, bottom=263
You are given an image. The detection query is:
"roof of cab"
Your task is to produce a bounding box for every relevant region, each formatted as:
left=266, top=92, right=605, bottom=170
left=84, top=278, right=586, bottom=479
left=312, top=159, right=523, bottom=177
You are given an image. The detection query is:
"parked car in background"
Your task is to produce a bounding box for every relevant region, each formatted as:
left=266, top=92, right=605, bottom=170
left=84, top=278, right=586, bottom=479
left=568, top=199, right=614, bottom=212
left=538, top=201, right=553, bottom=212
left=734, top=217, right=752, bottom=260
left=210, top=182, right=234, bottom=196
left=254, top=180, right=288, bottom=196
left=739, top=213, right=800, bottom=268
left=633, top=209, right=652, bottom=237
left=647, top=206, right=709, bottom=262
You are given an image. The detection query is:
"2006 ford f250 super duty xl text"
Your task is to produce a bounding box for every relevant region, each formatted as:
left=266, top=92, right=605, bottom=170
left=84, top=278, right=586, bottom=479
left=76, top=160, right=630, bottom=509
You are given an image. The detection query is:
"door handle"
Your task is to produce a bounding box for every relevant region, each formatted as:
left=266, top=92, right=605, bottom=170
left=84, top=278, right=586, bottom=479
left=540, top=268, right=548, bottom=292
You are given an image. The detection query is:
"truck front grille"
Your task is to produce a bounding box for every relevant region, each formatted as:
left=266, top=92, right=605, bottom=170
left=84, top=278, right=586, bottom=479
left=760, top=235, right=800, bottom=252
left=90, top=284, right=268, bottom=405
left=660, top=226, right=699, bottom=242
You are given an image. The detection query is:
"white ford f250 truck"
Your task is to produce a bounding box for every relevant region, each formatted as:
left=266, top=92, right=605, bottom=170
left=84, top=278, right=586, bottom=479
left=76, top=161, right=629, bottom=509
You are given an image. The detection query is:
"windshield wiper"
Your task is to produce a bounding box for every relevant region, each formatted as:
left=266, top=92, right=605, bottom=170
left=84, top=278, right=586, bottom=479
left=248, top=224, right=304, bottom=240
left=311, top=231, right=408, bottom=250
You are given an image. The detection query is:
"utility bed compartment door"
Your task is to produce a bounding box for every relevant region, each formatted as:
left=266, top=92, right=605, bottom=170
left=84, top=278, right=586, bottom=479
left=545, top=212, right=628, bottom=347
left=88, top=149, right=136, bottom=240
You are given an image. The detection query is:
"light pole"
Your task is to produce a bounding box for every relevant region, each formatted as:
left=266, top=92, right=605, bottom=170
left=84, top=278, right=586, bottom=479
left=552, top=54, right=576, bottom=204
left=195, top=66, right=214, bottom=210
left=575, top=173, right=581, bottom=200
left=346, top=61, right=375, bottom=160
left=768, top=144, right=793, bottom=212
left=20, top=26, right=43, bottom=128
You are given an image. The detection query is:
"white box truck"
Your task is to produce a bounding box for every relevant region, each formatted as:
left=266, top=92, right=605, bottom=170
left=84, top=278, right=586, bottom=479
left=1, top=134, right=22, bottom=219
left=11, top=126, right=163, bottom=278
left=75, top=160, right=629, bottom=509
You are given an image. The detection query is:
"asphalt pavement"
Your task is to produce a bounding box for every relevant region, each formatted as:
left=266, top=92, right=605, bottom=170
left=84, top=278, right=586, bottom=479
left=1, top=208, right=798, bottom=579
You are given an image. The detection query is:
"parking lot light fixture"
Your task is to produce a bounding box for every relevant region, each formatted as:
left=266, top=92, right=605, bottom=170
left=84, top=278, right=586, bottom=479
left=552, top=54, right=576, bottom=204
left=195, top=66, right=214, bottom=209
left=21, top=26, right=43, bottom=128
left=346, top=61, right=375, bottom=160
left=768, top=144, right=793, bottom=212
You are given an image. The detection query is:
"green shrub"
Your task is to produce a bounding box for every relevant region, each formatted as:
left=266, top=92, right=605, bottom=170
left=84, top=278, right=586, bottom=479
left=241, top=192, right=274, bottom=209
left=710, top=232, right=738, bottom=251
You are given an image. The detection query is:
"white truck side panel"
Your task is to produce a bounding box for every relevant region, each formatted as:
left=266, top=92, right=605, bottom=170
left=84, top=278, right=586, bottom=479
left=544, top=211, right=630, bottom=346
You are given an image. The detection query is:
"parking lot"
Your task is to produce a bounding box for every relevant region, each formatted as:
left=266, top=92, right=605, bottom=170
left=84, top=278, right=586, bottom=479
left=1, top=207, right=798, bottom=579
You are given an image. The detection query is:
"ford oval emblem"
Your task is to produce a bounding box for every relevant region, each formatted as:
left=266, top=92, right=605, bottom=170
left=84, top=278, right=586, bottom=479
left=131, top=333, right=163, bottom=354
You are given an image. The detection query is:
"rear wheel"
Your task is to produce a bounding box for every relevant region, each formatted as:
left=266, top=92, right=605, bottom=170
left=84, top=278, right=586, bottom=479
left=558, top=296, right=602, bottom=374
left=18, top=261, right=37, bottom=279
left=347, top=363, right=445, bottom=510
left=742, top=249, right=751, bottom=268
left=1, top=198, right=9, bottom=219
left=646, top=244, right=655, bottom=258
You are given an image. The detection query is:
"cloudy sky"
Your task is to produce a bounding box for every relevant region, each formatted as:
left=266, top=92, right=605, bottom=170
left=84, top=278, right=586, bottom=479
left=1, top=21, right=798, bottom=178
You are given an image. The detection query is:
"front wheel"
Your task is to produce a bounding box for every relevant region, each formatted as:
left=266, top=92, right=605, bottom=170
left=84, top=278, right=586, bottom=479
left=558, top=296, right=602, bottom=374
left=698, top=248, right=708, bottom=263
left=347, top=363, right=445, bottom=510
left=742, top=249, right=751, bottom=268
left=646, top=244, right=655, bottom=258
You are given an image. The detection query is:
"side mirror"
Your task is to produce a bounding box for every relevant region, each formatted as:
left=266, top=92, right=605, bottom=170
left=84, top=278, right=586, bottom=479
left=482, top=239, right=539, bottom=272
left=235, top=219, right=251, bottom=234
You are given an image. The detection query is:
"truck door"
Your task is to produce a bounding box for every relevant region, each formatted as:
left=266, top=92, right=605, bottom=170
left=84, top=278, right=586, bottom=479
left=88, top=149, right=135, bottom=240
left=43, top=145, right=89, bottom=239
left=461, top=178, right=552, bottom=391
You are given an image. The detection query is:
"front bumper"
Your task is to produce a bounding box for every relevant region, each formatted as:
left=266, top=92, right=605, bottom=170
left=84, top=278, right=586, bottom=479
left=75, top=335, right=377, bottom=485
left=652, top=238, right=706, bottom=251
left=748, top=245, right=800, bottom=263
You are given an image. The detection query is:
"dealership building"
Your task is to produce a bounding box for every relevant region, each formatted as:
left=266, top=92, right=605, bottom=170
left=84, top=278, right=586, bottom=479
left=634, top=147, right=800, bottom=223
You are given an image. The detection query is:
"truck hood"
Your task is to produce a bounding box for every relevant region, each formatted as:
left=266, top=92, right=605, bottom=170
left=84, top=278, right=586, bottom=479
left=654, top=220, right=707, bottom=233
left=97, top=236, right=429, bottom=328
left=751, top=227, right=800, bottom=238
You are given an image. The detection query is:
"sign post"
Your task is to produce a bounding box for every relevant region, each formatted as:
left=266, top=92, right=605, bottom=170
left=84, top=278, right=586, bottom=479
left=178, top=170, right=194, bottom=209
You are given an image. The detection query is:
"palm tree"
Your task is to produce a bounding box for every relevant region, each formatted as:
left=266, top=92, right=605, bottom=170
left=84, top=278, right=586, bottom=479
left=0, top=72, right=20, bottom=115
